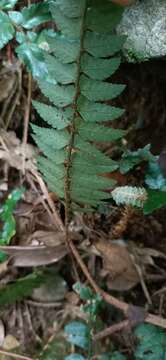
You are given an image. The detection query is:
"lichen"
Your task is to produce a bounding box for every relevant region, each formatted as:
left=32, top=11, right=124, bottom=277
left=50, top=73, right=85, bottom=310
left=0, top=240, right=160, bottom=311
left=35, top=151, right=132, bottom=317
left=117, top=0, right=166, bottom=61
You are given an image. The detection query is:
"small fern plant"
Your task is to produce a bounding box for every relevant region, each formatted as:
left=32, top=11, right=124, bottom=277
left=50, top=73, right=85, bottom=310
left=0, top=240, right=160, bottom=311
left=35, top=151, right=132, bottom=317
left=32, top=0, right=126, bottom=222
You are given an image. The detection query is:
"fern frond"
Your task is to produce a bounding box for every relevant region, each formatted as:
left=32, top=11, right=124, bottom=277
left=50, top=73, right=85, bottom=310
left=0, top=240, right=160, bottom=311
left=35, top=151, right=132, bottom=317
left=32, top=0, right=125, bottom=215
left=112, top=186, right=148, bottom=208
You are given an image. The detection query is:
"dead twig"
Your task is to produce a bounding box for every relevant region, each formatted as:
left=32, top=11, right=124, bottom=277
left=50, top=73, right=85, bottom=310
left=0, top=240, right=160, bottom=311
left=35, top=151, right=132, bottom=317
left=31, top=169, right=65, bottom=232
left=0, top=349, right=32, bottom=360
left=22, top=72, right=32, bottom=174
left=93, top=320, right=129, bottom=342
left=26, top=299, right=62, bottom=308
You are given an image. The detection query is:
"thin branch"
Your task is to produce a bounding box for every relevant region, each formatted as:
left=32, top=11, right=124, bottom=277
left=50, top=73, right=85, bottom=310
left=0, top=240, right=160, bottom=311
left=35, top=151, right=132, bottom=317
left=22, top=72, right=32, bottom=174
left=26, top=299, right=62, bottom=308
left=0, top=349, right=32, bottom=360
left=31, top=168, right=65, bottom=232
left=22, top=73, right=32, bottom=146
left=145, top=313, right=166, bottom=329
left=93, top=320, right=129, bottom=342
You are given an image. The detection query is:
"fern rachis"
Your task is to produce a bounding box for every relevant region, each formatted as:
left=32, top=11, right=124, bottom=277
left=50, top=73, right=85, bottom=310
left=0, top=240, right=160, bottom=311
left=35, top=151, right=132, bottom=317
left=32, top=0, right=125, bottom=222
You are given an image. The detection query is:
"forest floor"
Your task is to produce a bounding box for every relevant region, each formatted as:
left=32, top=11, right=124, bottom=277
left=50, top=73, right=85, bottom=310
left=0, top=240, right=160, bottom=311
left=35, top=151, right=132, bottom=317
left=0, top=37, right=166, bottom=358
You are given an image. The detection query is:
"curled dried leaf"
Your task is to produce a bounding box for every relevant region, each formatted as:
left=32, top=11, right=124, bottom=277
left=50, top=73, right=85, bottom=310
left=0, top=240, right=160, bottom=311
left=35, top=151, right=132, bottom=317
left=94, top=239, right=140, bottom=291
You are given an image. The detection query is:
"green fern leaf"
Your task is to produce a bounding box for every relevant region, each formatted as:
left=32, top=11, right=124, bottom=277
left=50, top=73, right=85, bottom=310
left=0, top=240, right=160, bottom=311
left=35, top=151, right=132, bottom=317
left=45, top=54, right=77, bottom=84
left=80, top=76, right=125, bottom=101
left=78, top=98, right=124, bottom=123
left=86, top=0, right=124, bottom=33
left=50, top=2, right=81, bottom=37
left=32, top=0, right=125, bottom=213
left=112, top=186, right=148, bottom=208
left=81, top=55, right=121, bottom=80
left=48, top=34, right=80, bottom=64
left=32, top=101, right=71, bottom=129
left=84, top=32, right=124, bottom=57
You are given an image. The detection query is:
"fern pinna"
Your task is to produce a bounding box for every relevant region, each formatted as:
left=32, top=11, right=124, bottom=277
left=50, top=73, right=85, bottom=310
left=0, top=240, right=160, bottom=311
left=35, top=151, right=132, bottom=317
left=32, top=0, right=125, bottom=221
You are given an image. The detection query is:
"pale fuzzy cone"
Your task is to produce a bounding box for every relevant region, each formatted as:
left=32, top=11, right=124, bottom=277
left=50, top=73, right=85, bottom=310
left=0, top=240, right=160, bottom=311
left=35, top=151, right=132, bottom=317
left=111, top=0, right=135, bottom=5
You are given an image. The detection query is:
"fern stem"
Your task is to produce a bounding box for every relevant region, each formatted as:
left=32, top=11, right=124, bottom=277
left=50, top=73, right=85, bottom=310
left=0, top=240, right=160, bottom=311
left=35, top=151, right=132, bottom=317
left=64, top=0, right=87, bottom=230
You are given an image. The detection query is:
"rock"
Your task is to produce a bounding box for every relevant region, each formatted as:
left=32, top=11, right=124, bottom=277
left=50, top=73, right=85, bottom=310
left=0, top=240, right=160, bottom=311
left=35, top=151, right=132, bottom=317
left=32, top=274, right=68, bottom=303
left=117, top=0, right=166, bottom=61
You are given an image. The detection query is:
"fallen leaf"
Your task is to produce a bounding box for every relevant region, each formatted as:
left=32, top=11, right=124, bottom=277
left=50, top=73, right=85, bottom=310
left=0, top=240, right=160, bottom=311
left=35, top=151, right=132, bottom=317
left=27, top=230, right=66, bottom=247
left=0, top=260, right=10, bottom=277
left=0, top=245, right=67, bottom=267
left=134, top=245, right=166, bottom=262
left=0, top=130, right=37, bottom=173
left=94, top=239, right=140, bottom=291
left=0, top=69, right=16, bottom=102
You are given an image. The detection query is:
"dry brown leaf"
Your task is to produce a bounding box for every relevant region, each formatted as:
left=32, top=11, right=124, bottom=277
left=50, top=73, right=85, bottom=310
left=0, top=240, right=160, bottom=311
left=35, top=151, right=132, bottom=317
left=0, top=68, right=16, bottom=102
left=94, top=239, right=140, bottom=291
left=132, top=245, right=166, bottom=263
left=27, top=230, right=82, bottom=246
left=0, top=130, right=37, bottom=173
left=27, top=230, right=66, bottom=247
left=0, top=245, right=67, bottom=267
left=0, top=260, right=10, bottom=277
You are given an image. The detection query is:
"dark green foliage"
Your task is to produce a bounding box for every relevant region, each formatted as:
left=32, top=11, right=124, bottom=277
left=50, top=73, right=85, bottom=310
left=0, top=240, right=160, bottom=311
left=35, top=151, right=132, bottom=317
left=73, top=282, right=102, bottom=317
left=0, top=1, right=53, bottom=79
left=0, top=0, right=18, bottom=10
left=134, top=324, right=166, bottom=359
left=64, top=283, right=103, bottom=359
left=0, top=10, right=15, bottom=48
left=143, top=189, right=166, bottom=214
left=0, top=272, right=46, bottom=306
left=145, top=157, right=166, bottom=190
left=32, top=0, right=125, bottom=212
left=14, top=2, right=51, bottom=29
left=119, top=144, right=153, bottom=173
left=39, top=336, right=70, bottom=360
left=0, top=187, right=24, bottom=245
left=103, top=353, right=126, bottom=360
left=16, top=31, right=52, bottom=80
